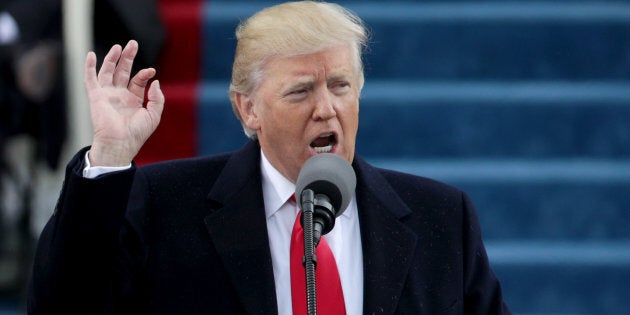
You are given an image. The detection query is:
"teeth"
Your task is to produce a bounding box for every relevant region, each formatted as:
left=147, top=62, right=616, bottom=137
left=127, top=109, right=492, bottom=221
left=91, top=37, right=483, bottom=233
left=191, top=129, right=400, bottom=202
left=313, top=144, right=333, bottom=153
left=311, top=132, right=334, bottom=153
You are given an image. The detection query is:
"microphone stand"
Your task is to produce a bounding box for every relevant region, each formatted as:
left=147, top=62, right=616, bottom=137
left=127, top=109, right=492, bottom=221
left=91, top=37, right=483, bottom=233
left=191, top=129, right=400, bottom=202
left=300, top=189, right=318, bottom=315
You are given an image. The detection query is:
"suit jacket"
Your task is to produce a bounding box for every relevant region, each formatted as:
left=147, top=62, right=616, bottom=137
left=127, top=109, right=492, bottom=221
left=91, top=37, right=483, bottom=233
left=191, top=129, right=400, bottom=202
left=28, top=140, right=510, bottom=314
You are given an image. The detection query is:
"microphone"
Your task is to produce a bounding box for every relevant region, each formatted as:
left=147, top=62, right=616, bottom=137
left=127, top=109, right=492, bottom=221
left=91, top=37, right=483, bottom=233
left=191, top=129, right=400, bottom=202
left=295, top=153, right=356, bottom=245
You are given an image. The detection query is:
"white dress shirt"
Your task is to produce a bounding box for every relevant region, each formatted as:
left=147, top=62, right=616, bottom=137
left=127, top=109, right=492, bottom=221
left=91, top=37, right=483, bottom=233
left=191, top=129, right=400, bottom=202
left=260, top=151, right=363, bottom=315
left=83, top=150, right=364, bottom=314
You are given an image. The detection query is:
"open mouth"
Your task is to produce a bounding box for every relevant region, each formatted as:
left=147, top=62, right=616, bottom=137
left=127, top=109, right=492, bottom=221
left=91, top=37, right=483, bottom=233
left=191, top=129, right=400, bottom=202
left=310, top=132, right=337, bottom=153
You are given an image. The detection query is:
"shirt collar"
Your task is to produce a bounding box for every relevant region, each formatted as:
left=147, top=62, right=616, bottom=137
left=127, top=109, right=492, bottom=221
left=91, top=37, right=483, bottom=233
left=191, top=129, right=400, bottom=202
left=261, top=150, right=296, bottom=219
left=260, top=149, right=355, bottom=220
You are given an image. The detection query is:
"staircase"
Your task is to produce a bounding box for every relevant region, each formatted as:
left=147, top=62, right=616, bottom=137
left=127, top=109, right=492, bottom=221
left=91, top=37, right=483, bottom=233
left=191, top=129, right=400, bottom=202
left=170, top=0, right=630, bottom=313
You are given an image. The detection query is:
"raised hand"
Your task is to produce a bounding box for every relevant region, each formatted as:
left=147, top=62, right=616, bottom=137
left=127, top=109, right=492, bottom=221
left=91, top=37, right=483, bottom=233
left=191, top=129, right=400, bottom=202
left=84, top=40, right=164, bottom=167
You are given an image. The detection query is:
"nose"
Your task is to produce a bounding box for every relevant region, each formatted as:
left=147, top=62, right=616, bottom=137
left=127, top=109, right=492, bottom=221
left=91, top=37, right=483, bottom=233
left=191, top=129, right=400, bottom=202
left=312, top=90, right=336, bottom=121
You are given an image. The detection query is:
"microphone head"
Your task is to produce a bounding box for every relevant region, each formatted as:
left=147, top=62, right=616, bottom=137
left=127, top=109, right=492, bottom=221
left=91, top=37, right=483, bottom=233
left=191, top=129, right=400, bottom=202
left=295, top=153, right=356, bottom=216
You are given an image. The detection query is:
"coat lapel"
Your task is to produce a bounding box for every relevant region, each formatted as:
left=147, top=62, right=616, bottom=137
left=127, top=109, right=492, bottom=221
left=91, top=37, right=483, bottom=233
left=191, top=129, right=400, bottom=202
left=203, top=141, right=278, bottom=314
left=354, top=156, right=418, bottom=314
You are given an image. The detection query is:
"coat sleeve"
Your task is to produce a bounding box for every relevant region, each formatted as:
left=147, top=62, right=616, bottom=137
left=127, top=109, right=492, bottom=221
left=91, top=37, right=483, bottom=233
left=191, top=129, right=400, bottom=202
left=27, top=147, right=141, bottom=314
left=461, top=192, right=512, bottom=314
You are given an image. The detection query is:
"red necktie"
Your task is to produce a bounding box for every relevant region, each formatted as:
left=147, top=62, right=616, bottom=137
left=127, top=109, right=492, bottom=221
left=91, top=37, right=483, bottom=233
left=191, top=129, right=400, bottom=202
left=290, top=199, right=346, bottom=315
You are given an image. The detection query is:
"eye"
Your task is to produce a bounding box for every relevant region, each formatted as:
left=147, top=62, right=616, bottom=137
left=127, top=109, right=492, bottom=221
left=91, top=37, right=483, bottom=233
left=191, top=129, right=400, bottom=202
left=330, top=81, right=351, bottom=94
left=284, top=87, right=310, bottom=102
left=290, top=88, right=308, bottom=96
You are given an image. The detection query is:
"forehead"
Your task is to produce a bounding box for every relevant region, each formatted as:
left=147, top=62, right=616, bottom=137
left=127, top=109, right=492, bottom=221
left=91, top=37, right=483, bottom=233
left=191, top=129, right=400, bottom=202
left=261, top=45, right=357, bottom=82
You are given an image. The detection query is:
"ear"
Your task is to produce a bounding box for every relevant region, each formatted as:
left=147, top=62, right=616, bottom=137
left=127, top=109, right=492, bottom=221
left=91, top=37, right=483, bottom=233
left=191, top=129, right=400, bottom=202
left=235, top=93, right=261, bottom=132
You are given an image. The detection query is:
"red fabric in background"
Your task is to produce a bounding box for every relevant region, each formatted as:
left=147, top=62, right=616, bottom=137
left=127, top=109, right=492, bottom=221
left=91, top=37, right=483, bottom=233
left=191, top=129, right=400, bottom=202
left=135, top=0, right=202, bottom=165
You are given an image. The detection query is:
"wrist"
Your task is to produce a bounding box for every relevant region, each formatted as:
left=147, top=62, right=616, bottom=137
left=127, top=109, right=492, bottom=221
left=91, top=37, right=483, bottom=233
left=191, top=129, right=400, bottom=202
left=88, top=144, right=134, bottom=167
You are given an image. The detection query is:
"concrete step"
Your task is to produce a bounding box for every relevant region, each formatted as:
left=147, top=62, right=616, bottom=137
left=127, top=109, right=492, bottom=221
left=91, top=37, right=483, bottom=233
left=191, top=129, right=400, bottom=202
left=201, top=1, right=630, bottom=81
left=369, top=158, right=630, bottom=240
left=487, top=241, right=630, bottom=314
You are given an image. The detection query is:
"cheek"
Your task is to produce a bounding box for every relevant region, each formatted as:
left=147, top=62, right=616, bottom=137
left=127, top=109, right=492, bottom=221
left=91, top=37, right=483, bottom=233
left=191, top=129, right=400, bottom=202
left=344, top=109, right=360, bottom=141
left=266, top=109, right=305, bottom=139
left=282, top=107, right=311, bottom=128
left=339, top=101, right=360, bottom=126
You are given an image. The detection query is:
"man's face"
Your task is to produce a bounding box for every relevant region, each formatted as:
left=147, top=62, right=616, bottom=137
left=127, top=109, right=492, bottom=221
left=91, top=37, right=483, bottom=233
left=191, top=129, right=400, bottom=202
left=236, top=45, right=360, bottom=183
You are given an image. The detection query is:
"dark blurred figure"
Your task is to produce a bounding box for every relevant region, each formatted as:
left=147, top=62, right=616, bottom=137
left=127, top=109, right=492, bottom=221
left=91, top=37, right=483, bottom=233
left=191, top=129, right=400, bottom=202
left=0, top=0, right=65, bottom=169
left=0, top=0, right=65, bottom=301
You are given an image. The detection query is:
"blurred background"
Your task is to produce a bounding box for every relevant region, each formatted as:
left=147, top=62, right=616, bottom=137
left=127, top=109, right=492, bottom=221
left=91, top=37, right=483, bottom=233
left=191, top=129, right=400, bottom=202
left=1, top=0, right=629, bottom=314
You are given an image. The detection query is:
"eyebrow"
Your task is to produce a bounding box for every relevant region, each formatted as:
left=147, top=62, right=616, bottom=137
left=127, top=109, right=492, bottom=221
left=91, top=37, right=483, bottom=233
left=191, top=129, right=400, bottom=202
left=281, top=71, right=353, bottom=93
left=327, top=72, right=352, bottom=83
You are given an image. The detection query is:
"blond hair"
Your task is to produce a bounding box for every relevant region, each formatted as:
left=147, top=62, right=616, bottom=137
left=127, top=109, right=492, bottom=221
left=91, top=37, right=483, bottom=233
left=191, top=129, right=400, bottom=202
left=228, top=1, right=368, bottom=138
